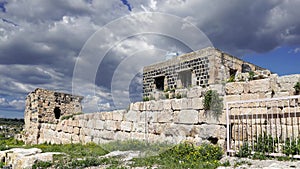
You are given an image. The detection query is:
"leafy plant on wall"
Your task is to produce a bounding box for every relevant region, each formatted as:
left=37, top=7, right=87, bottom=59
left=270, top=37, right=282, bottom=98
left=294, top=82, right=300, bottom=95
left=203, top=90, right=223, bottom=117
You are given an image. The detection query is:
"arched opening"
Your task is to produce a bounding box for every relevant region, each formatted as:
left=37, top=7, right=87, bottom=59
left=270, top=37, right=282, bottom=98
left=54, top=107, right=61, bottom=119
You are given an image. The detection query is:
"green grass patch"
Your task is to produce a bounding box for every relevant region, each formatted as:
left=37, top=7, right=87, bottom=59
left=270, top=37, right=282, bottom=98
left=131, top=142, right=223, bottom=169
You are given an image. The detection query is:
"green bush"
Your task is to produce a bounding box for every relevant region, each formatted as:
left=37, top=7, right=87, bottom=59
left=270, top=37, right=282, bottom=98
left=32, top=161, right=52, bottom=169
left=294, top=82, right=300, bottom=94
left=132, top=142, right=223, bottom=169
left=248, top=71, right=255, bottom=81
left=203, top=90, right=223, bottom=117
left=236, top=142, right=251, bottom=158
left=143, top=96, right=150, bottom=102
left=227, top=74, right=235, bottom=82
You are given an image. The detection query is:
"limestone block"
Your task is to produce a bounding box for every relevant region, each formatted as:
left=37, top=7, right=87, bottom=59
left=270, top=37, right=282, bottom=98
left=81, top=128, right=91, bottom=136
left=78, top=119, right=87, bottom=128
left=192, top=98, right=203, bottom=110
left=131, top=102, right=141, bottom=111
left=171, top=99, right=181, bottom=110
left=157, top=110, right=173, bottom=123
left=187, top=87, right=202, bottom=98
left=112, top=110, right=124, bottom=121
left=100, top=131, right=115, bottom=140
left=147, top=111, right=158, bottom=123
left=226, top=82, right=244, bottom=95
left=114, top=131, right=131, bottom=141
left=176, top=110, right=198, bottom=124
left=240, top=93, right=259, bottom=101
left=125, top=110, right=140, bottom=122
left=224, top=95, right=241, bottom=103
left=95, top=120, right=105, bottom=130
left=148, top=123, right=167, bottom=135
left=249, top=79, right=270, bottom=93
left=181, top=98, right=193, bottom=110
left=197, top=124, right=226, bottom=139
left=121, top=121, right=132, bottom=131
left=163, top=124, right=193, bottom=137
left=163, top=100, right=172, bottom=110
left=73, top=127, right=80, bottom=135
left=133, top=122, right=145, bottom=133
left=104, top=120, right=117, bottom=131
left=149, top=100, right=163, bottom=111
left=199, top=110, right=226, bottom=125
left=72, top=120, right=79, bottom=127
left=56, top=123, right=63, bottom=132
left=86, top=119, right=96, bottom=129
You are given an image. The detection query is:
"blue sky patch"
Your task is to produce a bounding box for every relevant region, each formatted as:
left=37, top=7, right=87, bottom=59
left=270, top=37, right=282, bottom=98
left=0, top=1, right=7, bottom=13
left=120, top=0, right=132, bottom=11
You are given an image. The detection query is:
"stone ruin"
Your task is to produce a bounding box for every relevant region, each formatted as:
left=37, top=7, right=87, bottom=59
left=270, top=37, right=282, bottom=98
left=23, top=88, right=83, bottom=144
left=20, top=47, right=300, bottom=156
left=143, top=47, right=267, bottom=98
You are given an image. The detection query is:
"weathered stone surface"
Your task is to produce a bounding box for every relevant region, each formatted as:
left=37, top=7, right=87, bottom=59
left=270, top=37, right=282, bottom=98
left=171, top=99, right=181, bottom=110
left=95, top=120, right=105, bottom=130
left=249, top=79, right=270, bottom=93
left=0, top=148, right=60, bottom=169
left=104, top=120, right=116, bottom=131
left=187, top=87, right=202, bottom=98
left=112, top=110, right=124, bottom=121
left=181, top=98, right=193, bottom=110
left=225, top=82, right=244, bottom=95
left=121, top=121, right=132, bottom=132
left=163, top=100, right=172, bottom=110
left=157, top=110, right=173, bottom=123
left=176, top=110, right=198, bottom=124
left=196, top=124, right=226, bottom=139
left=125, top=110, right=140, bottom=122
left=192, top=97, right=203, bottom=109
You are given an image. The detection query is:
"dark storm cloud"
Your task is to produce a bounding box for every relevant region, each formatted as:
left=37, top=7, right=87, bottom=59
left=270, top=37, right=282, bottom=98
left=1, top=0, right=300, bottom=118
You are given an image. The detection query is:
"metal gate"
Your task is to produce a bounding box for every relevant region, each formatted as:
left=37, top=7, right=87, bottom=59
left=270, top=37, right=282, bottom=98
left=226, top=95, right=300, bottom=156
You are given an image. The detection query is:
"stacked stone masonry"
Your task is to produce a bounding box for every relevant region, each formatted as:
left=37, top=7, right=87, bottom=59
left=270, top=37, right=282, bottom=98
left=22, top=74, right=300, bottom=150
left=21, top=48, right=300, bottom=154
left=143, top=47, right=264, bottom=97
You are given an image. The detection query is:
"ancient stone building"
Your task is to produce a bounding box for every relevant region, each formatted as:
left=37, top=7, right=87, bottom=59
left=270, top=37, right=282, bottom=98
left=23, top=88, right=83, bottom=144
left=143, top=47, right=265, bottom=97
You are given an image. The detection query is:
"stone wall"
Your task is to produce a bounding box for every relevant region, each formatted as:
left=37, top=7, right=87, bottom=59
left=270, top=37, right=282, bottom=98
left=23, top=74, right=300, bottom=151
left=23, top=88, right=83, bottom=144
left=143, top=47, right=264, bottom=97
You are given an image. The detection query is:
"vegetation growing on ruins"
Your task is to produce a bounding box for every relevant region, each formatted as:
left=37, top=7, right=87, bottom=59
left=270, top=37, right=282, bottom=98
left=203, top=90, right=223, bottom=117
left=1, top=138, right=226, bottom=169
left=60, top=112, right=83, bottom=120
left=294, top=82, right=300, bottom=94
left=236, top=132, right=300, bottom=161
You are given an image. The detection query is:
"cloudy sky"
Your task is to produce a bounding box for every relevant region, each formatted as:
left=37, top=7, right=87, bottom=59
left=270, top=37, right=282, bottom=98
left=0, top=0, right=300, bottom=118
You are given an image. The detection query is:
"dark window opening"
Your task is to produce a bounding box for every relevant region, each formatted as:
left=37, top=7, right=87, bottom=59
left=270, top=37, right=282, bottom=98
left=154, top=76, right=165, bottom=91
left=229, top=68, right=237, bottom=77
left=178, top=70, right=192, bottom=88
left=242, top=63, right=252, bottom=73
left=54, top=107, right=61, bottom=119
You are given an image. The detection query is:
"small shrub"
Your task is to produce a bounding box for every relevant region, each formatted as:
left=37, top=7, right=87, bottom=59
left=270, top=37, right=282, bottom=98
left=32, top=161, right=52, bottom=169
left=227, top=74, right=235, bottom=82
left=165, top=93, right=169, bottom=99
left=294, top=82, right=300, bottom=94
left=175, top=93, right=182, bottom=99
left=143, top=97, right=150, bottom=102
left=236, top=142, right=251, bottom=158
left=248, top=71, right=255, bottom=81
left=203, top=90, right=223, bottom=117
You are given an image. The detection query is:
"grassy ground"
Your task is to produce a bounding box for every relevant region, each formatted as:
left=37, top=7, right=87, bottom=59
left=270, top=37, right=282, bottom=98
left=0, top=138, right=225, bottom=169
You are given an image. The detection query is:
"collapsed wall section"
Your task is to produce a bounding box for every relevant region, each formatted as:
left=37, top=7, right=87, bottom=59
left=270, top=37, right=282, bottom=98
left=23, top=88, right=83, bottom=144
